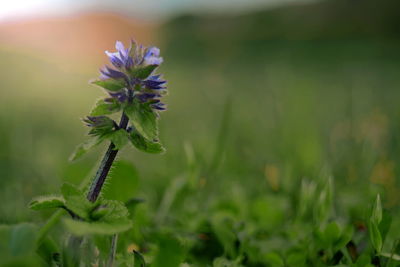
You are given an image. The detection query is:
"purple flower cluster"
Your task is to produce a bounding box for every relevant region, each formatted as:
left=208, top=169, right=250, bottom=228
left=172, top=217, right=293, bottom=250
left=99, top=41, right=167, bottom=111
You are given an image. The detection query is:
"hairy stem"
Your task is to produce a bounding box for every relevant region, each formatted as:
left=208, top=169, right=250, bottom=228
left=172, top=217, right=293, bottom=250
left=87, top=113, right=129, bottom=202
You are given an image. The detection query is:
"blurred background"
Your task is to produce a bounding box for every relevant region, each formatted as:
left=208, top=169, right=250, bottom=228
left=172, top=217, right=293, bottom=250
left=1, top=0, right=400, bottom=248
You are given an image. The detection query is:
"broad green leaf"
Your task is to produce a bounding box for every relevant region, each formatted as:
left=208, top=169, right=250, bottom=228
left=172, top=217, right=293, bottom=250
left=90, top=98, right=121, bottom=116
left=124, top=100, right=158, bottom=141
left=29, top=196, right=65, bottom=210
left=323, top=222, right=341, bottom=245
left=91, top=78, right=126, bottom=92
left=103, top=161, right=139, bottom=202
left=61, top=182, right=82, bottom=198
left=63, top=218, right=132, bottom=235
left=65, top=195, right=92, bottom=219
left=69, top=136, right=102, bottom=161
left=85, top=116, right=116, bottom=137
left=64, top=195, right=94, bottom=220
left=371, top=194, right=382, bottom=224
left=125, top=198, right=145, bottom=217
left=96, top=200, right=131, bottom=221
left=369, top=219, right=382, bottom=253
left=106, top=129, right=129, bottom=150
left=129, top=65, right=157, bottom=79
left=129, top=129, right=165, bottom=154
left=151, top=233, right=185, bottom=267
left=133, top=250, right=146, bottom=267
left=333, top=225, right=354, bottom=252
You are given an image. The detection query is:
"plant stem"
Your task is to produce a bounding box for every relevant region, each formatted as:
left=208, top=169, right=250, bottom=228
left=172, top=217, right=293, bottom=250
left=36, top=209, right=65, bottom=245
left=87, top=113, right=129, bottom=202
left=107, top=234, right=118, bottom=267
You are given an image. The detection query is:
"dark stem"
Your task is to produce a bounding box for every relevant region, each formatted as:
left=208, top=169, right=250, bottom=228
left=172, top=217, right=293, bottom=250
left=87, top=112, right=129, bottom=202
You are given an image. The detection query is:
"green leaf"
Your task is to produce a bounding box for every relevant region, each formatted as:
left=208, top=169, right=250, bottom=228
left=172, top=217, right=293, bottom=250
left=371, top=194, right=382, bottom=224
left=264, top=252, right=284, bottom=267
left=61, top=183, right=82, bottom=198
left=106, top=129, right=130, bottom=150
left=62, top=183, right=94, bottom=220
left=63, top=197, right=131, bottom=232
left=63, top=218, right=132, bottom=235
left=369, top=219, right=383, bottom=253
left=97, top=200, right=131, bottom=221
left=85, top=116, right=116, bottom=137
left=355, top=254, right=371, bottom=267
left=64, top=195, right=94, bottom=220
left=133, top=250, right=146, bottom=267
left=124, top=100, right=158, bottom=141
left=211, top=213, right=237, bottom=258
left=90, top=98, right=121, bottom=116
left=69, top=136, right=102, bottom=161
left=37, top=237, right=59, bottom=266
left=129, top=129, right=165, bottom=154
left=129, top=65, right=157, bottom=79
left=379, top=210, right=392, bottom=243
left=29, top=196, right=65, bottom=210
left=333, top=225, right=354, bottom=252
left=286, top=252, right=306, bottom=267
left=91, top=78, right=126, bottom=92
left=314, top=177, right=333, bottom=223
left=151, top=233, right=185, bottom=267
left=323, top=222, right=341, bottom=245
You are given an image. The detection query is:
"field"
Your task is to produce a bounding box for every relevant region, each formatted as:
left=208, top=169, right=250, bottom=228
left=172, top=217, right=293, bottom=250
left=1, top=1, right=400, bottom=266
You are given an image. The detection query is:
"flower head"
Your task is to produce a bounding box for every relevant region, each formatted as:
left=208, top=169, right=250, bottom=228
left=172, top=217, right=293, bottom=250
left=97, top=40, right=167, bottom=111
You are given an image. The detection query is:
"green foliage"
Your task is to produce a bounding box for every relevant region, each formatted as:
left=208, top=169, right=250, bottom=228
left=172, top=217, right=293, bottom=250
left=133, top=250, right=146, bottom=267
left=0, top=223, right=42, bottom=266
left=91, top=78, right=126, bottom=92
left=90, top=98, right=121, bottom=116
left=29, top=196, right=65, bottom=210
left=69, top=136, right=101, bottom=161
left=63, top=217, right=132, bottom=235
left=129, top=128, right=165, bottom=154
left=106, top=129, right=129, bottom=150
left=368, top=194, right=390, bottom=253
left=124, top=99, right=158, bottom=141
left=128, top=64, right=157, bottom=79
left=151, top=233, right=185, bottom=267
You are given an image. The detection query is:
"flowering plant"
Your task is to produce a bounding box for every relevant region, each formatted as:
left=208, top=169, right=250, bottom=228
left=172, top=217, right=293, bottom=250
left=28, top=40, right=167, bottom=266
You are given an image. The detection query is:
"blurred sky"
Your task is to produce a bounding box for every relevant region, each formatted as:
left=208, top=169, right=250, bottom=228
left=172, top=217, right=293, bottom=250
left=0, top=0, right=317, bottom=21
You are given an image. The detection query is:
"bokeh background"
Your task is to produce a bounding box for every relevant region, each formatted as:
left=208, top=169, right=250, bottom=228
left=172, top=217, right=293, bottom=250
left=1, top=0, right=400, bottom=260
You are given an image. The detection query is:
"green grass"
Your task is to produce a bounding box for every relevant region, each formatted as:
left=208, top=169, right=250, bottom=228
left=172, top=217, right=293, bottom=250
left=1, top=40, right=400, bottom=266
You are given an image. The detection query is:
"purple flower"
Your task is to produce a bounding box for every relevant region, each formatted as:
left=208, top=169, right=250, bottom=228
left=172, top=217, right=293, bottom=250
left=143, top=75, right=167, bottom=90
left=143, top=47, right=163, bottom=65
left=98, top=40, right=167, bottom=111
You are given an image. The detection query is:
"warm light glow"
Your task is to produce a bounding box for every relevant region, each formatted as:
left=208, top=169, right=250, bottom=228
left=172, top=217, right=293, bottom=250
left=0, top=0, right=64, bottom=20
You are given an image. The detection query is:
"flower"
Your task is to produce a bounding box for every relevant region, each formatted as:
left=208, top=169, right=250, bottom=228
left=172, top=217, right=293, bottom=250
left=98, top=40, right=167, bottom=111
